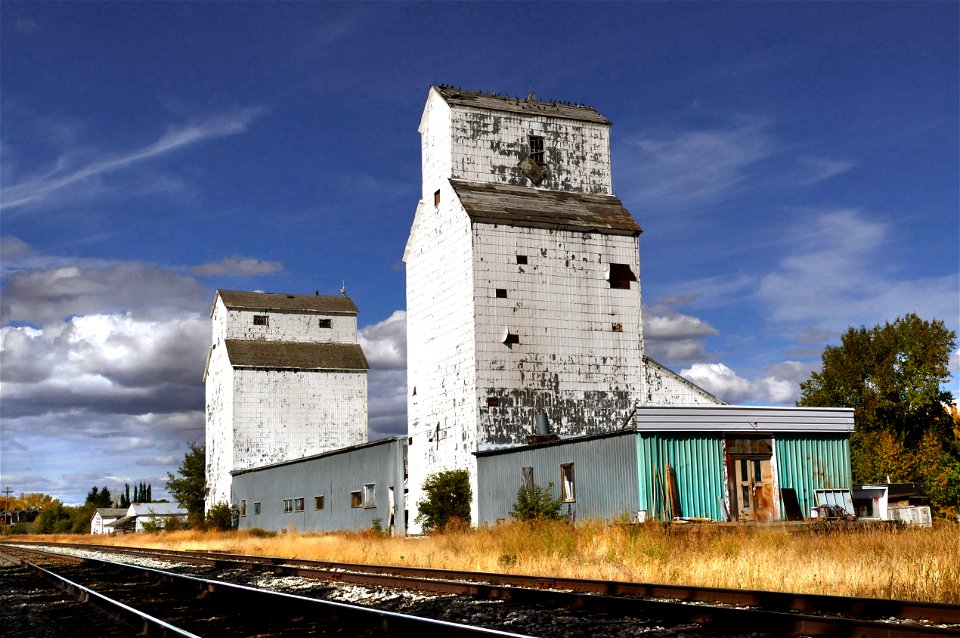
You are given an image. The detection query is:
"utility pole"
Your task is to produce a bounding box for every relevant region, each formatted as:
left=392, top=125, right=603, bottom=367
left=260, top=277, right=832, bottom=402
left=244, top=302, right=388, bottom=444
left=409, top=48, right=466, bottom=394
left=2, top=486, right=12, bottom=529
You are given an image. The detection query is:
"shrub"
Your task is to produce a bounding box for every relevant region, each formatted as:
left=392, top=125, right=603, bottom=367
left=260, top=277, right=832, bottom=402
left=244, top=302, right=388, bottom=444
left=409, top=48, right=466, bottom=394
left=205, top=503, right=236, bottom=531
left=416, top=469, right=471, bottom=533
left=510, top=482, right=564, bottom=521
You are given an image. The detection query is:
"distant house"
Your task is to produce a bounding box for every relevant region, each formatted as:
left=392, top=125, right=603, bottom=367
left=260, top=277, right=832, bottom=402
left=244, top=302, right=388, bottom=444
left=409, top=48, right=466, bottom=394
left=90, top=508, right=128, bottom=534
left=106, top=502, right=188, bottom=533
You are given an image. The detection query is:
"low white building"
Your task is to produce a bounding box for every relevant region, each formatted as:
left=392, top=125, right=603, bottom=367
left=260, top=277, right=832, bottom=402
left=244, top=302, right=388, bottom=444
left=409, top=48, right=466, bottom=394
left=90, top=508, right=127, bottom=534
left=106, top=502, right=188, bottom=533
left=204, top=290, right=369, bottom=510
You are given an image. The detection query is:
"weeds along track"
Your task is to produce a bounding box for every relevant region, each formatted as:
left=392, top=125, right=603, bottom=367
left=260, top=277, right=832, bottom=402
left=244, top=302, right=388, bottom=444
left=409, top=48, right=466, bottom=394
left=5, top=541, right=960, bottom=637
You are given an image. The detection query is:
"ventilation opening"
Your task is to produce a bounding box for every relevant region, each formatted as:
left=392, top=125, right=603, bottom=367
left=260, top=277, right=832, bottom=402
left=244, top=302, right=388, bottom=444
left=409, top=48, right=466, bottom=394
left=495, top=288, right=507, bottom=298
left=516, top=255, right=528, bottom=265
left=608, top=263, right=637, bottom=289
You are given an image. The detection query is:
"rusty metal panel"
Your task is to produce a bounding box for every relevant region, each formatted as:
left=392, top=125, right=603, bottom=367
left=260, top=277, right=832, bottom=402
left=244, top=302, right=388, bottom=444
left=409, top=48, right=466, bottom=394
left=476, top=432, right=639, bottom=525
left=636, top=433, right=726, bottom=521
left=774, top=435, right=852, bottom=518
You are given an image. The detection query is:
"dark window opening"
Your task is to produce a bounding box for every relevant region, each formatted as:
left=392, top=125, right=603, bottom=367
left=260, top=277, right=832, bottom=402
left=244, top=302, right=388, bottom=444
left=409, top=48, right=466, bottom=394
left=350, top=491, right=362, bottom=508
left=283, top=499, right=293, bottom=513
left=503, top=332, right=520, bottom=346
left=608, top=263, right=637, bottom=290
left=487, top=397, right=500, bottom=407
left=516, top=255, right=528, bottom=265
left=294, top=497, right=304, bottom=512
left=315, top=495, right=324, bottom=510
left=560, top=463, right=576, bottom=502
left=253, top=502, right=261, bottom=515
left=239, top=500, right=247, bottom=517
left=495, top=288, right=507, bottom=298
left=253, top=315, right=269, bottom=326
left=529, top=135, right=545, bottom=164
left=612, top=323, right=623, bottom=332
left=318, top=318, right=332, bottom=328
left=434, top=189, right=441, bottom=206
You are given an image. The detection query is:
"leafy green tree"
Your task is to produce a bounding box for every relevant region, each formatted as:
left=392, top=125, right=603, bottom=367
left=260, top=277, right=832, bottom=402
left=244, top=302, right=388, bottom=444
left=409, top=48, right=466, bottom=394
left=34, top=500, right=73, bottom=534
left=799, top=314, right=959, bottom=515
left=510, top=482, right=564, bottom=521
left=416, top=469, right=471, bottom=533
left=166, top=442, right=206, bottom=527
left=205, top=503, right=235, bottom=531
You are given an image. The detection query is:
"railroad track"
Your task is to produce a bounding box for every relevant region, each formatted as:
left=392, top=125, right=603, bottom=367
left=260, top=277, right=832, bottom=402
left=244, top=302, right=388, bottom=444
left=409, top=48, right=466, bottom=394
left=0, top=545, right=527, bottom=637
left=4, top=541, right=959, bottom=637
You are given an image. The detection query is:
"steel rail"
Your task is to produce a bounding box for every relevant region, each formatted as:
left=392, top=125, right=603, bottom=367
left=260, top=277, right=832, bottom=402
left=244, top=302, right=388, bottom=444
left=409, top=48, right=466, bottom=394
left=13, top=540, right=958, bottom=627
left=5, top=545, right=533, bottom=638
left=0, top=548, right=201, bottom=638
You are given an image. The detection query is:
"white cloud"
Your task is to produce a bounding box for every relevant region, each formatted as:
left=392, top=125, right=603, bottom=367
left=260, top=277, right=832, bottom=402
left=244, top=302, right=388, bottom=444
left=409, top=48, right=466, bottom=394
left=190, top=257, right=283, bottom=277
left=680, top=360, right=811, bottom=405
left=359, top=310, right=406, bottom=370
left=1, top=107, right=267, bottom=211
left=643, top=303, right=719, bottom=364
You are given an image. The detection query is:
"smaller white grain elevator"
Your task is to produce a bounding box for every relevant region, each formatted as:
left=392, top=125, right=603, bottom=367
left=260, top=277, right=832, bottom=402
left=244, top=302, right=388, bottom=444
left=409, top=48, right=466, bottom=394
left=204, top=290, right=368, bottom=510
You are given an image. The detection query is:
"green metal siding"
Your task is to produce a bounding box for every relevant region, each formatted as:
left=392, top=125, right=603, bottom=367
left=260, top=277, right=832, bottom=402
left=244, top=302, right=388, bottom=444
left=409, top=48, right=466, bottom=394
left=636, top=433, right=726, bottom=521
left=775, top=435, right=852, bottom=517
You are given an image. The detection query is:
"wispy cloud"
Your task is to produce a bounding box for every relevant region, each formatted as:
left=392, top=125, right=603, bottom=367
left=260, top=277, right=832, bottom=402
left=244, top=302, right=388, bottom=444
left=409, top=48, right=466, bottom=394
left=190, top=257, right=283, bottom=277
left=757, top=208, right=960, bottom=331
left=1, top=107, right=267, bottom=211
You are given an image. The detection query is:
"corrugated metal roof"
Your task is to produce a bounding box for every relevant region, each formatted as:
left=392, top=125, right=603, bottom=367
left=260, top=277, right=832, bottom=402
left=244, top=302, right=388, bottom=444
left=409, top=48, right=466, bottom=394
left=434, top=85, right=611, bottom=125
left=632, top=406, right=855, bottom=433
left=216, top=290, right=358, bottom=314
left=450, top=179, right=641, bottom=236
left=225, top=340, right=368, bottom=371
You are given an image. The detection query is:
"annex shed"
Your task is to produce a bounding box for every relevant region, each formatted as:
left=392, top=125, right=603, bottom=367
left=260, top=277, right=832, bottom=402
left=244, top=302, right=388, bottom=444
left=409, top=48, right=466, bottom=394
left=231, top=436, right=407, bottom=536
left=107, top=503, right=188, bottom=533
left=475, top=406, right=854, bottom=525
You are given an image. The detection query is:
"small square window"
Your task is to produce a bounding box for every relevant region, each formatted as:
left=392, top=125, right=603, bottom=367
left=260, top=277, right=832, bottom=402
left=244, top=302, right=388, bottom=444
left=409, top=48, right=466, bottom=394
left=608, top=264, right=637, bottom=290
left=351, top=491, right=362, bottom=508
left=315, top=495, right=325, bottom=510
left=253, top=502, right=261, bottom=515
left=529, top=135, right=545, bottom=164
left=239, top=500, right=247, bottom=517
left=560, top=463, right=576, bottom=502
left=487, top=397, right=500, bottom=407
left=318, top=318, right=332, bottom=328
left=516, top=255, right=528, bottom=265
left=253, top=315, right=269, bottom=326
left=612, top=323, right=623, bottom=332
left=294, top=497, right=305, bottom=512
left=495, top=289, right=507, bottom=298
left=434, top=189, right=441, bottom=206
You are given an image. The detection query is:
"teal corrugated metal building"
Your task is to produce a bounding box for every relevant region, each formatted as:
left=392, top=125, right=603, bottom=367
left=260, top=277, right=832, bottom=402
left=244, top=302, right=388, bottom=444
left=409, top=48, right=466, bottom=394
left=476, top=406, right=854, bottom=525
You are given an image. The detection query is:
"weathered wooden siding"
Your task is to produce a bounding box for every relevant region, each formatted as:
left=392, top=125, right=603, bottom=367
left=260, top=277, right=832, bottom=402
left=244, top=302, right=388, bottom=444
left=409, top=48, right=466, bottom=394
left=233, top=437, right=406, bottom=535
left=643, top=358, right=724, bottom=406
left=477, top=432, right=639, bottom=525
left=224, top=308, right=357, bottom=344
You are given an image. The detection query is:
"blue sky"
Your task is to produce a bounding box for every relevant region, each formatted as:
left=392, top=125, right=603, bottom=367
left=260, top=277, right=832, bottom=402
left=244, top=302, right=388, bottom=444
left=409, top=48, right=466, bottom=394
left=2, top=2, right=957, bottom=505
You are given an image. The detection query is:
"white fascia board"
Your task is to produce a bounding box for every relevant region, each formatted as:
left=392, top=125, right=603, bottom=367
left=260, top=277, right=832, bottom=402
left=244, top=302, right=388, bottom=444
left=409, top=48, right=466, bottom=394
left=631, top=405, right=855, bottom=433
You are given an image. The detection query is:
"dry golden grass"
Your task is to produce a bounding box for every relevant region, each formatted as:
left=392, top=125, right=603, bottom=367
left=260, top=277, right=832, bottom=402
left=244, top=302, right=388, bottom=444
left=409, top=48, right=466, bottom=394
left=17, top=521, right=960, bottom=603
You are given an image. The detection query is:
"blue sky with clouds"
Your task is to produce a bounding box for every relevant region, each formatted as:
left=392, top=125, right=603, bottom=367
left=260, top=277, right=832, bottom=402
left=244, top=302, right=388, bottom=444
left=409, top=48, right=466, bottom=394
left=2, top=2, right=957, bottom=505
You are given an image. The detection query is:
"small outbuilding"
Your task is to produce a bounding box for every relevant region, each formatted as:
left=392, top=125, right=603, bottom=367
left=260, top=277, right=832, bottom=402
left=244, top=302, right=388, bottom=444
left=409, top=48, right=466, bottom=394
left=232, top=437, right=407, bottom=535
left=106, top=502, right=188, bottom=533
left=476, top=406, right=854, bottom=525
left=90, top=508, right=128, bottom=534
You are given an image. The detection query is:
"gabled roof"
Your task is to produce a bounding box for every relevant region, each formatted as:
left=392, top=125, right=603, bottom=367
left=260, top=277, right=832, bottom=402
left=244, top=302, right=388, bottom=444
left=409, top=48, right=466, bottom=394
left=94, top=508, right=128, bottom=518
left=433, top=85, right=611, bottom=125
left=225, top=340, right=369, bottom=371
left=450, top=179, right=641, bottom=236
left=215, top=290, right=358, bottom=315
